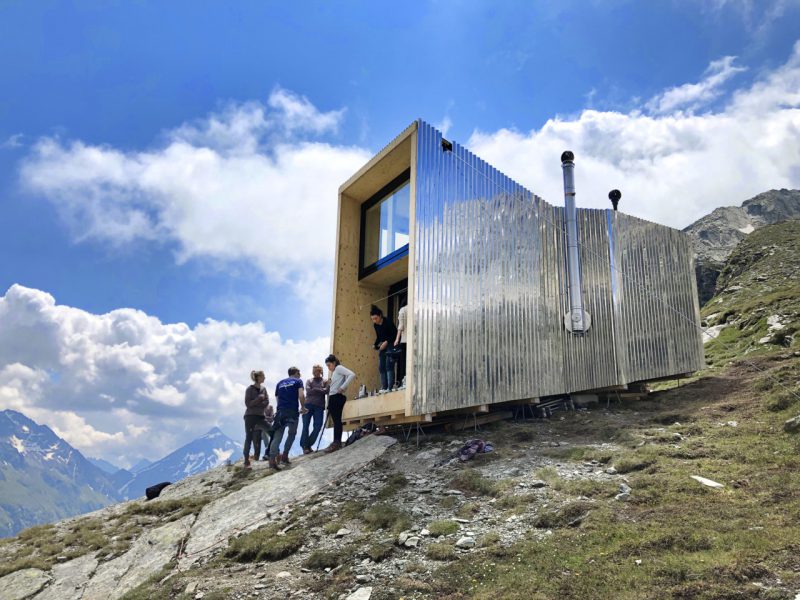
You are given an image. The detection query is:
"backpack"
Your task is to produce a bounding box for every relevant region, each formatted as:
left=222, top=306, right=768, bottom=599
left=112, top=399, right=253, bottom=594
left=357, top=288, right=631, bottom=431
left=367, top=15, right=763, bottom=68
left=145, top=481, right=172, bottom=500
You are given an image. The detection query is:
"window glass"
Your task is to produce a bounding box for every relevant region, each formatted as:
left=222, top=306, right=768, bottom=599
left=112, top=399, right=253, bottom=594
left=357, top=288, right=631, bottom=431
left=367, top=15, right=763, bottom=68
left=362, top=181, right=410, bottom=270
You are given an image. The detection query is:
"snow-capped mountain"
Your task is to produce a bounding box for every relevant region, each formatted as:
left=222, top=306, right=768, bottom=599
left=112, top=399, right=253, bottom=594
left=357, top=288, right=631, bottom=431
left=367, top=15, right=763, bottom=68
left=119, top=427, right=240, bottom=500
left=0, top=410, right=122, bottom=537
left=88, top=457, right=121, bottom=474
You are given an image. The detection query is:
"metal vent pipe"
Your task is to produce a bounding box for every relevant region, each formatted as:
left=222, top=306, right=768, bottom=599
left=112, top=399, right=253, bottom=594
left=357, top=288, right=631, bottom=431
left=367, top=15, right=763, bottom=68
left=561, top=151, right=590, bottom=333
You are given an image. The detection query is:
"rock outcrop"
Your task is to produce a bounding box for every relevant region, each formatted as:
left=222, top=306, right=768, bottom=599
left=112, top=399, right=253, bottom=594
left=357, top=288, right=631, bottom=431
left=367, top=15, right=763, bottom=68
left=683, top=189, right=800, bottom=304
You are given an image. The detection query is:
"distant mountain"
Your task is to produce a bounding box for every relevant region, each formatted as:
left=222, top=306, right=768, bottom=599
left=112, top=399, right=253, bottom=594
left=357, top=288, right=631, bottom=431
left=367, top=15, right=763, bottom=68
left=130, top=458, right=153, bottom=474
left=119, top=427, right=240, bottom=500
left=683, top=189, right=800, bottom=304
left=88, top=457, right=121, bottom=474
left=0, top=410, right=122, bottom=538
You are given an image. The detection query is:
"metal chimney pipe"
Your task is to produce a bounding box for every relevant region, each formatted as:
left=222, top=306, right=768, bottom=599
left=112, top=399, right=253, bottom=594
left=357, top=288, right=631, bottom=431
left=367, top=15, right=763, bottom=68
left=561, top=151, right=589, bottom=333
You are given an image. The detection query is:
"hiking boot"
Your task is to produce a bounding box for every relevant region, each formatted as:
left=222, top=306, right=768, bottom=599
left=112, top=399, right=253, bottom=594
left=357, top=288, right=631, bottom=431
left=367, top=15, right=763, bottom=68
left=324, top=442, right=341, bottom=453
left=302, top=447, right=313, bottom=455
left=280, top=452, right=291, bottom=465
left=243, top=459, right=252, bottom=469
left=268, top=457, right=281, bottom=470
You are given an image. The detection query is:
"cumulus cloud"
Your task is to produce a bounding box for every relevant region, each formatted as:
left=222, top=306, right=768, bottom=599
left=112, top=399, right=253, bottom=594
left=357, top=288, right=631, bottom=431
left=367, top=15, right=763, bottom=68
left=0, top=284, right=329, bottom=467
left=645, top=56, right=746, bottom=114
left=468, top=42, right=800, bottom=228
left=20, top=88, right=370, bottom=303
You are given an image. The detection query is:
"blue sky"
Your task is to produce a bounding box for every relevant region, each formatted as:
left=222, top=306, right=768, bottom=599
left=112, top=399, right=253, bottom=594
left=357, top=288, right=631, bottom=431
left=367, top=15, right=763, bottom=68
left=1, top=1, right=799, bottom=464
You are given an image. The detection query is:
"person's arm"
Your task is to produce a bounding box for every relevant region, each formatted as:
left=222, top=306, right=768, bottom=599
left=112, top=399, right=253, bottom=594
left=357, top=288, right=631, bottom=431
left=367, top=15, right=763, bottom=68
left=245, top=386, right=259, bottom=408
left=339, top=366, right=356, bottom=392
left=305, top=379, right=313, bottom=395
left=374, top=324, right=380, bottom=349
left=395, top=309, right=405, bottom=346
left=298, top=383, right=307, bottom=413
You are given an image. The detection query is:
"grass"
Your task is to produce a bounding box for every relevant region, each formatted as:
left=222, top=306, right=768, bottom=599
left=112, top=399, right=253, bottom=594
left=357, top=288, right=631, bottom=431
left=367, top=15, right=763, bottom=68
left=455, top=502, right=480, bottom=519
left=434, top=356, right=800, bottom=599
left=304, top=549, right=345, bottom=570
left=322, top=521, right=342, bottom=535
left=224, top=523, right=305, bottom=562
left=448, top=470, right=507, bottom=497
left=361, top=503, right=411, bottom=533
left=427, top=520, right=459, bottom=537
left=425, top=542, right=456, bottom=561
left=366, top=541, right=394, bottom=562
left=376, top=473, right=409, bottom=500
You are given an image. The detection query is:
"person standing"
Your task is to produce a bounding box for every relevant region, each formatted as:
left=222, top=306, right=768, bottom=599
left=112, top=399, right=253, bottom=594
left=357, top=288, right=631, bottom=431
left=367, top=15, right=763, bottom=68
left=370, top=305, right=397, bottom=391
left=268, top=367, right=306, bottom=469
left=300, top=364, right=328, bottom=454
left=393, top=300, right=408, bottom=388
left=324, top=354, right=356, bottom=453
left=243, top=370, right=270, bottom=469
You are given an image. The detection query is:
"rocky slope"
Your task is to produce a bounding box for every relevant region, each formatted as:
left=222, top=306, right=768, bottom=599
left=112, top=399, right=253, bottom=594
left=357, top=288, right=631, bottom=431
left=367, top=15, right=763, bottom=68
left=0, top=410, right=122, bottom=538
left=701, top=220, right=800, bottom=363
left=683, top=188, right=800, bottom=304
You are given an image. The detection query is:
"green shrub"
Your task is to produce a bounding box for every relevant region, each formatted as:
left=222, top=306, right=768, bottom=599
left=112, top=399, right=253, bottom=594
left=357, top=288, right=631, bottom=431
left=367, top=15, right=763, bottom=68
left=449, top=469, right=502, bottom=496
left=224, top=524, right=305, bottom=562
left=362, top=503, right=410, bottom=533
left=304, top=549, right=344, bottom=570
left=533, top=501, right=594, bottom=529
left=427, top=520, right=459, bottom=537
left=425, top=542, right=456, bottom=561
left=366, top=541, right=394, bottom=562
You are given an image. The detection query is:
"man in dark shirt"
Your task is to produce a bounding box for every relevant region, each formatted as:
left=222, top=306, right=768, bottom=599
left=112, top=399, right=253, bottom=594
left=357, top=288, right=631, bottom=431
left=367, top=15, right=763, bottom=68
left=370, top=305, right=398, bottom=391
left=268, top=367, right=306, bottom=468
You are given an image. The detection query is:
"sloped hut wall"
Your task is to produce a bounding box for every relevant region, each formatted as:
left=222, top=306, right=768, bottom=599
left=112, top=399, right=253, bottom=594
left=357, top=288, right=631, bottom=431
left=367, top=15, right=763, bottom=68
left=411, top=120, right=704, bottom=415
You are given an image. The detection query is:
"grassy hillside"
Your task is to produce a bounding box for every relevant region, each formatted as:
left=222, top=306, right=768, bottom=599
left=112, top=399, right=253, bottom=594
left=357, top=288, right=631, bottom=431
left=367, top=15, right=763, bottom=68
left=702, top=220, right=800, bottom=366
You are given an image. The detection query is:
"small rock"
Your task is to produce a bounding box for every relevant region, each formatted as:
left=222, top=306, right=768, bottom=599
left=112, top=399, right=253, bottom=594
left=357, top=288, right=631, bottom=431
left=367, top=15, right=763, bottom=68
left=453, top=518, right=470, bottom=523
left=255, top=583, right=267, bottom=589
left=420, top=528, right=430, bottom=536
left=397, top=531, right=411, bottom=545
left=346, top=587, right=373, bottom=600
left=276, top=572, right=292, bottom=579
left=619, top=483, right=632, bottom=494
left=726, top=421, right=738, bottom=428
left=403, top=536, right=420, bottom=548
left=445, top=489, right=464, bottom=496
left=455, top=536, right=476, bottom=549
left=635, top=559, right=642, bottom=565
left=690, top=475, right=724, bottom=489
left=56, top=556, right=68, bottom=562
left=784, top=415, right=800, bottom=433
left=185, top=582, right=198, bottom=595
left=529, top=480, right=547, bottom=488
left=356, top=574, right=370, bottom=583
left=195, top=593, right=205, bottom=600
left=335, top=528, right=351, bottom=537
left=615, top=492, right=631, bottom=502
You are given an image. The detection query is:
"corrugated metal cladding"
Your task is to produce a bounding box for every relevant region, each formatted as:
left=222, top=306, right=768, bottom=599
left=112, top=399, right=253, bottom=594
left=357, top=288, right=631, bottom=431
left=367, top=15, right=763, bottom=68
left=411, top=120, right=704, bottom=416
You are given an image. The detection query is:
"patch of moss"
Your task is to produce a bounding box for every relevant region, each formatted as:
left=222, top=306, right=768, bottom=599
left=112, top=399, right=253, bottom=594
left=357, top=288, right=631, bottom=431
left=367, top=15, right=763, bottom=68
left=427, top=520, right=459, bottom=537
left=533, top=500, right=594, bottom=529
left=448, top=469, right=504, bottom=497
left=304, top=549, right=344, bottom=570
left=366, top=541, right=394, bottom=562
left=362, top=503, right=410, bottom=533
left=376, top=473, right=409, bottom=500
left=224, top=523, right=305, bottom=562
left=425, top=542, right=456, bottom=561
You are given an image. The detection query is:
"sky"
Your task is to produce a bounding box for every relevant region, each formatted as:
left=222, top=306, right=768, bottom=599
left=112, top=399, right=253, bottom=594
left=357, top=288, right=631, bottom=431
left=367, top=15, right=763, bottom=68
left=1, top=0, right=799, bottom=468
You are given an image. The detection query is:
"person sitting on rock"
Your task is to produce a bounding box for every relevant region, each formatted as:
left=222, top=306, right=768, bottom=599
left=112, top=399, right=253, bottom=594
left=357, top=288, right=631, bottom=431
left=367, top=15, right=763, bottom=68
left=243, top=370, right=270, bottom=469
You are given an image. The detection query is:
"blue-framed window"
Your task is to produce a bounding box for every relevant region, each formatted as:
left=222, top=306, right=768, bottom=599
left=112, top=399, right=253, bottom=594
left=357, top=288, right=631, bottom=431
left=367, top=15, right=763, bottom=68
left=360, top=170, right=410, bottom=279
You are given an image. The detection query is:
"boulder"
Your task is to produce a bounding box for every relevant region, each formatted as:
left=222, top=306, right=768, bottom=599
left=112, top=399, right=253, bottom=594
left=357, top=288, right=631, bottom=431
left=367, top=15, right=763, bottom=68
left=33, top=553, right=98, bottom=600
left=784, top=415, right=800, bottom=433
left=0, top=568, right=50, bottom=600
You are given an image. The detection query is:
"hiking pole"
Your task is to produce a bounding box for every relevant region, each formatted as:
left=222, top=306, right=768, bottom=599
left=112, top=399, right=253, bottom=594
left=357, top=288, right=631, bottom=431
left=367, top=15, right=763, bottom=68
left=315, top=409, right=330, bottom=452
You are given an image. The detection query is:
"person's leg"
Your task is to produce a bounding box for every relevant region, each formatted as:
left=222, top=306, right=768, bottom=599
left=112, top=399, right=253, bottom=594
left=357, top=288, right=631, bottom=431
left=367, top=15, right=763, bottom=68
left=378, top=351, right=388, bottom=390
left=387, top=355, right=395, bottom=390
left=281, top=413, right=299, bottom=463
left=329, top=394, right=346, bottom=444
left=308, top=404, right=324, bottom=448
left=299, top=409, right=312, bottom=450
left=243, top=416, right=256, bottom=465
left=269, top=418, right=285, bottom=459
left=397, top=343, right=407, bottom=386
left=253, top=426, right=262, bottom=461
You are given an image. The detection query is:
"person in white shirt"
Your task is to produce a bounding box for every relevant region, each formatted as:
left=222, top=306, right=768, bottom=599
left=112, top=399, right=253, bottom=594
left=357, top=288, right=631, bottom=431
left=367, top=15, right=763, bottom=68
left=324, top=354, right=356, bottom=453
left=393, top=301, right=407, bottom=387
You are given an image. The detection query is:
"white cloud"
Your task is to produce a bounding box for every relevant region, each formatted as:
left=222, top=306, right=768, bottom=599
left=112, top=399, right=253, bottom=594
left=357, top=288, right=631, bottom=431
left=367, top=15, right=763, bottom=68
left=0, top=284, right=328, bottom=466
left=20, top=88, right=370, bottom=304
left=468, top=42, right=800, bottom=228
left=645, top=56, right=746, bottom=115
